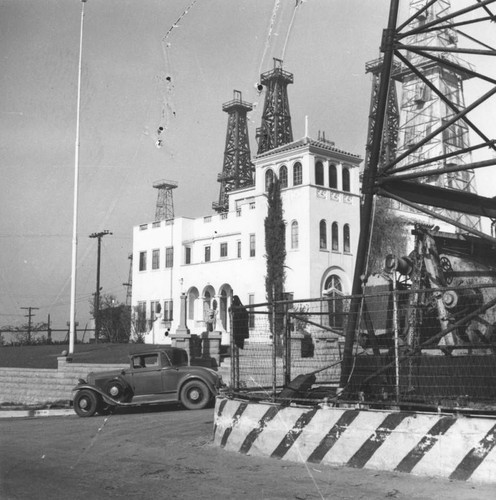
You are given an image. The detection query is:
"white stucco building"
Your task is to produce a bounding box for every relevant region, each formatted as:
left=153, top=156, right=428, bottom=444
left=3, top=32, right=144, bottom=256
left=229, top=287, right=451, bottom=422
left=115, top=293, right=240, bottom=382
left=131, top=135, right=362, bottom=344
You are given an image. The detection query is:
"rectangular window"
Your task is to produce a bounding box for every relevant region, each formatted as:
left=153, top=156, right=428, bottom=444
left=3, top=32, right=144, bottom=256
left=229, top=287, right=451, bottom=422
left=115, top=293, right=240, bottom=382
left=220, top=242, right=228, bottom=258
left=163, top=300, right=173, bottom=321
left=185, top=246, right=191, bottom=265
left=152, top=249, right=160, bottom=270
left=139, top=251, right=147, bottom=271
left=165, top=247, right=174, bottom=268
left=249, top=234, right=255, bottom=257
left=248, top=294, right=255, bottom=329
left=136, top=301, right=146, bottom=332
left=237, top=240, right=241, bottom=258
left=205, top=245, right=211, bottom=262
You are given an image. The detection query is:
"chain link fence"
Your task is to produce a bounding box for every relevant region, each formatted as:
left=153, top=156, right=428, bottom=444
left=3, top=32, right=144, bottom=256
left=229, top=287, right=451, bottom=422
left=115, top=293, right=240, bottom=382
left=229, top=284, right=496, bottom=412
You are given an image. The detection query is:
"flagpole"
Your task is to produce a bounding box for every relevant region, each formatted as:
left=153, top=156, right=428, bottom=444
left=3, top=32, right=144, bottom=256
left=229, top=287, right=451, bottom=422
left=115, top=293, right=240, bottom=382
left=69, top=0, right=87, bottom=354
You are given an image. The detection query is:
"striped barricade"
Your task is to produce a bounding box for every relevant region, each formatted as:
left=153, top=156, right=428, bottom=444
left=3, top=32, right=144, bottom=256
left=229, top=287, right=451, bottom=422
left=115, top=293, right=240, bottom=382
left=213, top=397, right=496, bottom=484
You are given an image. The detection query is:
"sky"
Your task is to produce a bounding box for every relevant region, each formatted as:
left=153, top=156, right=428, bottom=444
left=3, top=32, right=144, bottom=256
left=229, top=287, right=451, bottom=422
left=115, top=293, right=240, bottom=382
left=1, top=0, right=494, bottom=331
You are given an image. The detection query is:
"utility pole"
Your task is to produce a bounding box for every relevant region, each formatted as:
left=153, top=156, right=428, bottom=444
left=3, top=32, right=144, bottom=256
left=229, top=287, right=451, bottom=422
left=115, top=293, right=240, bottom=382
left=123, top=253, right=133, bottom=307
left=21, top=307, right=39, bottom=343
left=89, top=230, right=112, bottom=343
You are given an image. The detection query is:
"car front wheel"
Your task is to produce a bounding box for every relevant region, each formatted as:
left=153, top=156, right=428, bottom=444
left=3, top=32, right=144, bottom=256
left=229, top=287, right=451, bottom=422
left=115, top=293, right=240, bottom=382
left=74, top=390, right=98, bottom=417
left=180, top=380, right=211, bottom=410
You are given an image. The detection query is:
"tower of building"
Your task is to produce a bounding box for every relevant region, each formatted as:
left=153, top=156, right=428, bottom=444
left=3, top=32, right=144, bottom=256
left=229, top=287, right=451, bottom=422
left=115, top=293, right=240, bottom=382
left=213, top=90, right=254, bottom=213
left=256, top=58, right=294, bottom=155
left=153, top=179, right=178, bottom=221
left=394, top=0, right=480, bottom=230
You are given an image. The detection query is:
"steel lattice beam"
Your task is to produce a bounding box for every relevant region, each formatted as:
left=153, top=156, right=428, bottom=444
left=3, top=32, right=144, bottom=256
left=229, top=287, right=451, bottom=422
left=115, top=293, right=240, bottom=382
left=341, top=0, right=496, bottom=388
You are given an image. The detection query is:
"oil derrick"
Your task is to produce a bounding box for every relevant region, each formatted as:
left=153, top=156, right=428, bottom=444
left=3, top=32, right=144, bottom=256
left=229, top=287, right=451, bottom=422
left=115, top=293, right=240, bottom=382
left=213, top=90, right=254, bottom=213
left=341, top=0, right=496, bottom=389
left=394, top=0, right=481, bottom=230
left=153, top=179, right=178, bottom=221
left=256, top=58, right=294, bottom=155
left=364, top=57, right=401, bottom=172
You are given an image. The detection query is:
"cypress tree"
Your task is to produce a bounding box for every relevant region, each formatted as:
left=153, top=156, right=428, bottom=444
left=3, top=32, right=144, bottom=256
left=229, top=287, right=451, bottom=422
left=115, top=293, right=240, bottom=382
left=265, top=177, right=286, bottom=346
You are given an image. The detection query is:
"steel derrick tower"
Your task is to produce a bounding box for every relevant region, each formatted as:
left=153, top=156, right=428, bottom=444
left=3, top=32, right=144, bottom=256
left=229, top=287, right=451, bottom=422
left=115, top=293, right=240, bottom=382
left=213, top=90, right=254, bottom=213
left=256, top=58, right=294, bottom=155
left=393, top=0, right=481, bottom=230
left=364, top=58, right=401, bottom=172
left=340, top=0, right=496, bottom=389
left=153, top=179, right=178, bottom=221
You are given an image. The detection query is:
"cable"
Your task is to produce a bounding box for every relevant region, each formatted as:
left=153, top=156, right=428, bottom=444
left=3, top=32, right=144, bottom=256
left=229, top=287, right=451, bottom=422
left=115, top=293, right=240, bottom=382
left=161, top=0, right=198, bottom=45
left=257, top=0, right=281, bottom=78
left=156, top=0, right=199, bottom=149
left=281, top=0, right=303, bottom=62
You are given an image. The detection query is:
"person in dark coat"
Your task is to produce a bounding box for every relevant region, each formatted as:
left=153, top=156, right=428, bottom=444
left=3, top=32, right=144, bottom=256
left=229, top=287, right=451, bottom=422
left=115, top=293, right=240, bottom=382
left=231, top=295, right=249, bottom=349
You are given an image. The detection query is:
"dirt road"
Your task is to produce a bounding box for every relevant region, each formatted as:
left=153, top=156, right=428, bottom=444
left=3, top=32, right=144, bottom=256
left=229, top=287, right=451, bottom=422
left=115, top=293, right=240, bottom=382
left=1, top=405, right=494, bottom=499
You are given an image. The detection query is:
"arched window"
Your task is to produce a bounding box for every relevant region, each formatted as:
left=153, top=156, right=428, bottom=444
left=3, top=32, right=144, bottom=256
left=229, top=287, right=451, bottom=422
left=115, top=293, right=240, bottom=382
left=265, top=169, right=274, bottom=192
left=342, top=167, right=350, bottom=192
left=291, top=221, right=299, bottom=249
left=323, top=275, right=344, bottom=328
left=319, top=220, right=327, bottom=249
left=329, top=164, right=337, bottom=189
left=293, top=162, right=302, bottom=186
left=187, top=288, right=199, bottom=320
left=279, top=165, right=288, bottom=188
left=315, top=161, right=324, bottom=186
left=332, top=222, right=339, bottom=251
left=343, top=224, right=350, bottom=253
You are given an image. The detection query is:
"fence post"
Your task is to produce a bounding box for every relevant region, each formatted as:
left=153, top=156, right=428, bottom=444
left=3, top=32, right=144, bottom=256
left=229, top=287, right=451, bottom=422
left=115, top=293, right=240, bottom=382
left=229, top=307, right=238, bottom=390
left=284, top=307, right=291, bottom=387
left=392, top=281, right=400, bottom=403
left=271, top=298, right=277, bottom=401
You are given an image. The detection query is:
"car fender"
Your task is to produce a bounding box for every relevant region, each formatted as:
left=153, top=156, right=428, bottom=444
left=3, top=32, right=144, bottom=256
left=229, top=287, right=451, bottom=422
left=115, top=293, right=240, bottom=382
left=72, top=384, right=122, bottom=406
left=178, top=374, right=217, bottom=397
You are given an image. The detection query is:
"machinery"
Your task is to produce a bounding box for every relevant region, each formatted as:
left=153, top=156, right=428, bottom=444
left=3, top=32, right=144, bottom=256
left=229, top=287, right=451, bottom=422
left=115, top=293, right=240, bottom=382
left=353, top=224, right=496, bottom=409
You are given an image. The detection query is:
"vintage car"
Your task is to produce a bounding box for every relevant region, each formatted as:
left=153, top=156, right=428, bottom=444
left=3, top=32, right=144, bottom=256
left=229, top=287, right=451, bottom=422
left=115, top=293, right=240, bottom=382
left=72, top=347, right=223, bottom=417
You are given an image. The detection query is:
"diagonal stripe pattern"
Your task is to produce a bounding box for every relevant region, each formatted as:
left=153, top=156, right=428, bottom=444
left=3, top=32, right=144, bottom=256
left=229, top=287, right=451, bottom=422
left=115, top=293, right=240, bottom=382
left=214, top=397, right=496, bottom=484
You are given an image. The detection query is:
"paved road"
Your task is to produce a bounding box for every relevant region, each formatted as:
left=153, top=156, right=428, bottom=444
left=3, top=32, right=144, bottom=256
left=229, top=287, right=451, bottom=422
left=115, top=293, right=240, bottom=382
left=1, top=405, right=495, bottom=499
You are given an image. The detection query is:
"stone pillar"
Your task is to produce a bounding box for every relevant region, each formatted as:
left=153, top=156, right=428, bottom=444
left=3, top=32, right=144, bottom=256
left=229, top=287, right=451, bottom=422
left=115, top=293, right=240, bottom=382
left=202, top=331, right=222, bottom=367
left=172, top=293, right=191, bottom=354
left=175, top=293, right=189, bottom=335
left=57, top=356, right=71, bottom=369
left=171, top=332, right=192, bottom=355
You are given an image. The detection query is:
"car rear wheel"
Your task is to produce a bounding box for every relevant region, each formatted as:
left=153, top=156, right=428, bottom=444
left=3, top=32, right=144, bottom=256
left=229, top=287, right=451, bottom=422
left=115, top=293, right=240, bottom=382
left=74, top=390, right=98, bottom=417
left=180, top=380, right=211, bottom=410
left=104, top=379, right=131, bottom=402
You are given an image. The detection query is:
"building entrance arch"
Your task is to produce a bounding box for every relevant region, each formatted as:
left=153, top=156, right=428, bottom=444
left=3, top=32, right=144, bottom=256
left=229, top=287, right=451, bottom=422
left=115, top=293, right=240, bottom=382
left=218, top=284, right=233, bottom=333
left=322, top=271, right=346, bottom=330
